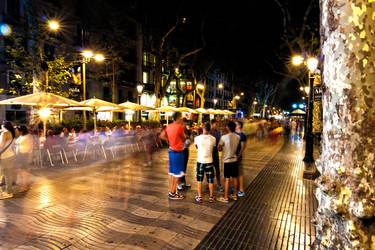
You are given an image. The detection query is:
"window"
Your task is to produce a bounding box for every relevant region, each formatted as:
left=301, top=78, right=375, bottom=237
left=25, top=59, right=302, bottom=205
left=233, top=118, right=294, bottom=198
left=143, top=52, right=148, bottom=66
left=143, top=72, right=149, bottom=84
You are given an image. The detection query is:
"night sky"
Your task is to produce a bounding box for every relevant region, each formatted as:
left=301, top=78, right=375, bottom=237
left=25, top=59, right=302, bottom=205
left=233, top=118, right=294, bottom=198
left=85, top=0, right=318, bottom=110
left=134, top=0, right=318, bottom=110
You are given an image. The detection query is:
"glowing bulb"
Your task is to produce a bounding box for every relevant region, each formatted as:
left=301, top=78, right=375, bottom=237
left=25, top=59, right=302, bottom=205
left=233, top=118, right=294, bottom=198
left=39, top=108, right=51, bottom=119
left=93, top=54, right=105, bottom=62
left=307, top=57, right=319, bottom=72
left=292, top=55, right=304, bottom=65
left=304, top=87, right=310, bottom=94
left=0, top=23, right=11, bottom=36
left=82, top=50, right=93, bottom=58
left=218, top=83, right=223, bottom=89
left=48, top=21, right=60, bottom=31
left=197, top=84, right=204, bottom=89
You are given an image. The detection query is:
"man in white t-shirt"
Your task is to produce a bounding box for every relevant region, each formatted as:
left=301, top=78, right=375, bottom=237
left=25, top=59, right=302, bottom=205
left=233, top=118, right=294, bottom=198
left=217, top=121, right=240, bottom=203
left=194, top=122, right=216, bottom=203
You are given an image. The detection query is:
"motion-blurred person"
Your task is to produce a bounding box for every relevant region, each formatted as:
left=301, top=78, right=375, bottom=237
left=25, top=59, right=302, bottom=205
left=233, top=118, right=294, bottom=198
left=44, top=130, right=59, bottom=151
left=216, top=121, right=241, bottom=203
left=194, top=122, right=216, bottom=203
left=15, top=125, right=33, bottom=192
left=210, top=119, right=223, bottom=192
left=235, top=121, right=247, bottom=197
left=0, top=120, right=16, bottom=199
left=178, top=118, right=192, bottom=190
left=142, top=126, right=156, bottom=167
left=159, top=112, right=186, bottom=200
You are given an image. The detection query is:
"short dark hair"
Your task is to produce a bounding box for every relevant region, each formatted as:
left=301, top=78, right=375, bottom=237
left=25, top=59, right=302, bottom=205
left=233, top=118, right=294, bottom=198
left=173, top=112, right=182, bottom=121
left=203, top=122, right=211, bottom=132
left=211, top=119, right=217, bottom=124
left=236, top=121, right=243, bottom=128
left=227, top=121, right=236, bottom=132
left=16, top=125, right=29, bottom=135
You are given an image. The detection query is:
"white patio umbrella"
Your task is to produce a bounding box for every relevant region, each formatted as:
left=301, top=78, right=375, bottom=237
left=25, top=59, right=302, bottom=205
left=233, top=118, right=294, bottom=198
left=66, top=97, right=126, bottom=131
left=157, top=106, right=178, bottom=124
left=0, top=92, right=92, bottom=136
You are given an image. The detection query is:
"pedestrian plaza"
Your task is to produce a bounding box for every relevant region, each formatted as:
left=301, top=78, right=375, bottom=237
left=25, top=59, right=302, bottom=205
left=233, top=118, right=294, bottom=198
left=0, top=136, right=316, bottom=249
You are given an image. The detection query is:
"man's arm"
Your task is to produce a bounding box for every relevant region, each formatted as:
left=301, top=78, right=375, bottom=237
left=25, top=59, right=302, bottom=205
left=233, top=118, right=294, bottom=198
left=238, top=141, right=246, bottom=157
left=159, top=131, right=168, bottom=142
left=218, top=138, right=223, bottom=151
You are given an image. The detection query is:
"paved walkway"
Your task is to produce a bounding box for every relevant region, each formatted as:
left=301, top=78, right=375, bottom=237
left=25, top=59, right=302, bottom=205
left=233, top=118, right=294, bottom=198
left=0, top=136, right=314, bottom=249
left=196, top=139, right=318, bottom=250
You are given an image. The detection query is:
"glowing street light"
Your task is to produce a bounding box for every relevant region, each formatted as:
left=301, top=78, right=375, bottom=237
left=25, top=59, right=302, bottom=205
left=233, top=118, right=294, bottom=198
left=292, top=55, right=319, bottom=164
left=304, top=86, right=310, bottom=94
left=235, top=95, right=240, bottom=100
left=48, top=20, right=60, bottom=31
left=39, top=107, right=51, bottom=137
left=93, top=54, right=105, bottom=62
left=197, top=83, right=205, bottom=89
left=292, top=55, right=304, bottom=66
left=240, top=92, right=244, bottom=96
left=218, top=83, right=224, bottom=89
left=307, top=57, right=319, bottom=72
left=82, top=50, right=94, bottom=59
left=81, top=50, right=105, bottom=129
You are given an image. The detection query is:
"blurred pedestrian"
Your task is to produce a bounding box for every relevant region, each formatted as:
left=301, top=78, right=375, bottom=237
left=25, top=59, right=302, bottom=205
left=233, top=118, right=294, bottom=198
left=15, top=125, right=33, bottom=192
left=216, top=121, right=240, bottom=203
left=194, top=122, right=216, bottom=203
left=210, top=119, right=223, bottom=192
left=0, top=120, right=16, bottom=199
left=159, top=112, right=186, bottom=200
left=178, top=118, right=192, bottom=190
left=235, top=121, right=247, bottom=197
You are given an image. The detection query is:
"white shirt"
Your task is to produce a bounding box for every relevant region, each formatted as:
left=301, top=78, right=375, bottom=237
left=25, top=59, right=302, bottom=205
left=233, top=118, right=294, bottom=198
left=194, top=134, right=216, bottom=163
left=15, top=134, right=33, bottom=154
left=219, top=133, right=240, bottom=163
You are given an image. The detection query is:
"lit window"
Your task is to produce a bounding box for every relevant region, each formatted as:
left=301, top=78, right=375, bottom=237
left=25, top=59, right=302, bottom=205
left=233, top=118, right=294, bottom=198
left=143, top=72, right=148, bottom=84
left=143, top=52, right=147, bottom=66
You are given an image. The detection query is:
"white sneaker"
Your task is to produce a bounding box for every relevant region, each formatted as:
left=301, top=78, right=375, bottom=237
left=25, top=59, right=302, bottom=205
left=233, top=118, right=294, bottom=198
left=177, top=184, right=184, bottom=190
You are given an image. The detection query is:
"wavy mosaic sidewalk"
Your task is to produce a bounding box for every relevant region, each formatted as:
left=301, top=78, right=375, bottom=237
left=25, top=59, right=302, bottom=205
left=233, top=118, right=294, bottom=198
left=0, top=137, right=284, bottom=249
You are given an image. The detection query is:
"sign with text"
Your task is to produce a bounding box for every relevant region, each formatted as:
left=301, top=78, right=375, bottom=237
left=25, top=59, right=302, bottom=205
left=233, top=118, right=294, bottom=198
left=314, top=85, right=322, bottom=101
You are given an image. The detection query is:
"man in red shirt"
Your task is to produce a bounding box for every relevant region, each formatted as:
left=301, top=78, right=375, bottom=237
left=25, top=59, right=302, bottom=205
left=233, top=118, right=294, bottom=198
left=159, top=112, right=186, bottom=200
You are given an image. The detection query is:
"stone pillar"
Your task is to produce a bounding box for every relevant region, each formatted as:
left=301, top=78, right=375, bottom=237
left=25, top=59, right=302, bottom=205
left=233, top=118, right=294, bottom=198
left=315, top=0, right=375, bottom=248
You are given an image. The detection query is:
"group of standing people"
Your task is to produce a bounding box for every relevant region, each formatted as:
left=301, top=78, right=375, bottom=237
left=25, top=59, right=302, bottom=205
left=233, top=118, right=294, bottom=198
left=0, top=120, right=33, bottom=199
left=160, top=112, right=247, bottom=203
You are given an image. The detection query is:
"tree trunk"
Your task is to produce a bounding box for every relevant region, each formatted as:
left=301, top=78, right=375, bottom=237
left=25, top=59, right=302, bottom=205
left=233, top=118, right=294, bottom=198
left=315, top=1, right=375, bottom=248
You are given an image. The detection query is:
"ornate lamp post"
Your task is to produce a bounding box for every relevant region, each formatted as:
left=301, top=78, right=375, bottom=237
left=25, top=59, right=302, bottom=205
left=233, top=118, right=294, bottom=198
left=292, top=55, right=319, bottom=163
left=136, top=83, right=144, bottom=122
left=81, top=50, right=105, bottom=129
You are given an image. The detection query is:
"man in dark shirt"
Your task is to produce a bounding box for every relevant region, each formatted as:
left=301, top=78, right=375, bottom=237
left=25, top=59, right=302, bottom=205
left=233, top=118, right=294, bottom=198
left=235, top=121, right=247, bottom=196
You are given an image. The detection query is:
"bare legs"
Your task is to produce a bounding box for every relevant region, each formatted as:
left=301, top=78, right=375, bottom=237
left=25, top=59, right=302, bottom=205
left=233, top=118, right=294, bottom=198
left=197, top=182, right=213, bottom=198
left=224, top=177, right=238, bottom=199
left=169, top=175, right=180, bottom=193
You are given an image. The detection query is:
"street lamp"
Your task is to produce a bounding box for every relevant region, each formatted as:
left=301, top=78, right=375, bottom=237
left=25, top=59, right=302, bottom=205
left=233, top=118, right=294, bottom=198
left=197, top=83, right=205, bottom=89
left=218, top=83, right=223, bottom=89
left=48, top=20, right=60, bottom=31
left=136, top=83, right=144, bottom=122
left=81, top=50, right=105, bottom=129
left=292, top=55, right=319, bottom=163
left=214, top=98, right=218, bottom=107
